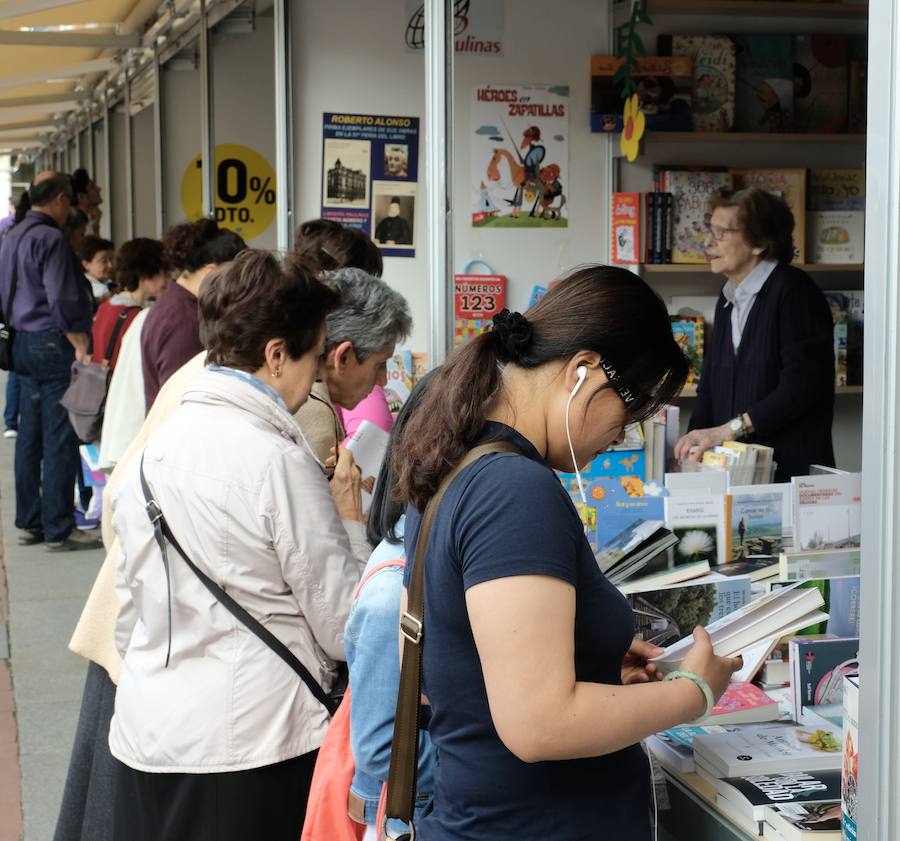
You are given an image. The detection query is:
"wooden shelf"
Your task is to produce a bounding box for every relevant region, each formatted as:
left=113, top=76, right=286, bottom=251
left=679, top=385, right=863, bottom=398
left=644, top=131, right=866, bottom=144
left=646, top=0, right=868, bottom=18
left=643, top=263, right=864, bottom=274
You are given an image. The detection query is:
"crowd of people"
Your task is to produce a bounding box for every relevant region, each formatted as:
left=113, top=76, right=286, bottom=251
left=0, top=169, right=747, bottom=841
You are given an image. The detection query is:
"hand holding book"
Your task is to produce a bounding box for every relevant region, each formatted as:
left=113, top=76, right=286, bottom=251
left=676, top=627, right=745, bottom=715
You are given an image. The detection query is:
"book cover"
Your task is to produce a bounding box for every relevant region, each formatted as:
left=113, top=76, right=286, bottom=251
left=670, top=315, right=705, bottom=391
left=841, top=676, right=859, bottom=841
left=732, top=167, right=806, bottom=262
left=770, top=576, right=861, bottom=638
left=824, top=291, right=863, bottom=387
left=789, top=637, right=859, bottom=725
left=385, top=350, right=415, bottom=412
left=693, top=724, right=843, bottom=778
left=791, top=474, right=861, bottom=552
left=793, top=34, right=849, bottom=134
left=611, top=192, right=641, bottom=264
left=646, top=734, right=696, bottom=772
left=577, top=476, right=664, bottom=554
left=808, top=212, right=865, bottom=265
left=665, top=493, right=727, bottom=565
left=669, top=295, right=719, bottom=326
left=558, top=449, right=647, bottom=507
left=661, top=34, right=736, bottom=132
left=779, top=549, right=861, bottom=581
left=733, top=33, right=794, bottom=133
left=627, top=576, right=752, bottom=648
left=590, top=55, right=693, bottom=133
left=728, top=489, right=785, bottom=562
left=716, top=770, right=842, bottom=822
left=659, top=169, right=733, bottom=263
left=716, top=557, right=780, bottom=581
left=700, top=682, right=779, bottom=726
left=808, top=170, right=865, bottom=212
left=765, top=803, right=842, bottom=839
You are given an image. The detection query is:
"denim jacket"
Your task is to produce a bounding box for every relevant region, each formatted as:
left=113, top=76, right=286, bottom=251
left=344, top=516, right=436, bottom=829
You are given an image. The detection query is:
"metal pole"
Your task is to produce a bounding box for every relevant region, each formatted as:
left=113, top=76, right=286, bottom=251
left=85, top=104, right=95, bottom=179
left=152, top=51, right=166, bottom=236
left=273, top=0, right=293, bottom=252
left=74, top=125, right=81, bottom=169
left=123, top=72, right=135, bottom=239
left=101, top=91, right=112, bottom=239
left=424, top=0, right=453, bottom=368
left=199, top=0, right=215, bottom=219
left=860, top=1, right=900, bottom=837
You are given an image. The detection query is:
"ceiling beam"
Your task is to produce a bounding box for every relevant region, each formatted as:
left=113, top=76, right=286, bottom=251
left=0, top=91, right=85, bottom=108
left=0, top=57, right=118, bottom=91
left=0, top=119, right=55, bottom=132
left=0, top=101, right=80, bottom=119
left=0, top=0, right=85, bottom=22
left=0, top=29, right=140, bottom=48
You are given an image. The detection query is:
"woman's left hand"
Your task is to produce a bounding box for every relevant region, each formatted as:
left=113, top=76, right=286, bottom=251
left=621, top=636, right=665, bottom=685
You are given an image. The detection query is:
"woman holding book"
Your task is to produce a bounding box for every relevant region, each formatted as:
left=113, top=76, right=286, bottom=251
left=675, top=188, right=835, bottom=480
left=393, top=268, right=743, bottom=841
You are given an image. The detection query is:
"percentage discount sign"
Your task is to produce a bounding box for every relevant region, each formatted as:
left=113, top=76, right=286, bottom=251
left=180, top=143, right=277, bottom=241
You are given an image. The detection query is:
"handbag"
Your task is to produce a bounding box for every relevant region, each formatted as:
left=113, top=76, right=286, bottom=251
left=384, top=441, right=520, bottom=832
left=59, top=307, right=139, bottom=443
left=0, top=217, right=56, bottom=371
left=138, top=455, right=342, bottom=716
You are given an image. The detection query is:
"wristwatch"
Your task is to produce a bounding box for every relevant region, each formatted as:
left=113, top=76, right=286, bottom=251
left=728, top=414, right=753, bottom=440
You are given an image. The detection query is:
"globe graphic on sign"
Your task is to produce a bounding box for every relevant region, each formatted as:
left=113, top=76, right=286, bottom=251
left=406, top=0, right=470, bottom=49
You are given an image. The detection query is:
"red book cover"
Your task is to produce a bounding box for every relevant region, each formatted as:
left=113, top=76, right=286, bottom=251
left=709, top=682, right=779, bottom=722
left=611, top=192, right=641, bottom=264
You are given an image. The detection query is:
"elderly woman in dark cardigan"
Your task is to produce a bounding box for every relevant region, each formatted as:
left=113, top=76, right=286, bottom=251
left=675, top=188, right=836, bottom=481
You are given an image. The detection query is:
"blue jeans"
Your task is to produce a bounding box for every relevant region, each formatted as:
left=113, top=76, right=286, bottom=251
left=4, top=371, right=19, bottom=430
left=12, top=331, right=80, bottom=542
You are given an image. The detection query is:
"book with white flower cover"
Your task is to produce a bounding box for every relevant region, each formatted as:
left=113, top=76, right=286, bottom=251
left=665, top=493, right=728, bottom=566
left=651, top=581, right=828, bottom=673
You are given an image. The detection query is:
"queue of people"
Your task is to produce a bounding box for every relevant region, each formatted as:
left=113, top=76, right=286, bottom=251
left=0, top=168, right=835, bottom=841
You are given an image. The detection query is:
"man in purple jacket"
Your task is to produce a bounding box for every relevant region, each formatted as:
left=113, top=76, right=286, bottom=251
left=0, top=172, right=100, bottom=550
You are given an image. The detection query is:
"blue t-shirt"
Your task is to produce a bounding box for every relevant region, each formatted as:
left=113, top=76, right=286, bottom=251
left=403, top=422, right=650, bottom=841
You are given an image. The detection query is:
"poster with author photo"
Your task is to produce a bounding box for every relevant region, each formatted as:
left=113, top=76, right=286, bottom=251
left=320, top=112, right=420, bottom=257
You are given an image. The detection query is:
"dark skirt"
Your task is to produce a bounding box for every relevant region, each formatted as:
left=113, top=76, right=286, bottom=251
left=112, top=750, right=318, bottom=841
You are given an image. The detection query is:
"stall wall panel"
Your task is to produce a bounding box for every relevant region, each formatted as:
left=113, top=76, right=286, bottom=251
left=108, top=110, right=130, bottom=246
left=292, top=0, right=609, bottom=353
left=78, top=129, right=89, bottom=172
left=162, top=59, right=201, bottom=230
left=132, top=105, right=158, bottom=238
left=91, top=119, right=109, bottom=239
left=211, top=15, right=278, bottom=249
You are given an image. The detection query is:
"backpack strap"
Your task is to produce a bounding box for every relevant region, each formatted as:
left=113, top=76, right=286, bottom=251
left=353, top=558, right=406, bottom=602
left=385, top=441, right=521, bottom=830
left=103, top=306, right=140, bottom=364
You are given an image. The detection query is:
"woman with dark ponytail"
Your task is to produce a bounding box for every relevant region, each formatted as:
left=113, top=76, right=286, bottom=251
left=393, top=265, right=743, bottom=841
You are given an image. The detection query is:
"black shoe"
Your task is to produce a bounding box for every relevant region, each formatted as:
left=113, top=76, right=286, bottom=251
left=46, top=530, right=103, bottom=552
left=17, top=529, right=44, bottom=546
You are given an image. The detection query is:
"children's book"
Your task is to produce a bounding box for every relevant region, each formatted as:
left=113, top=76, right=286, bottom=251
left=765, top=802, right=842, bottom=840
left=692, top=723, right=843, bottom=778
left=824, top=291, right=864, bottom=387
left=840, top=675, right=859, bottom=841
left=731, top=167, right=806, bottom=262
left=659, top=34, right=736, bottom=132
left=808, top=212, right=865, bottom=265
left=575, top=476, right=665, bottom=555
left=590, top=55, right=694, bottom=133
left=789, top=637, right=859, bottom=726
left=808, top=170, right=865, bottom=213
left=611, top=193, right=641, bottom=264
left=793, top=34, right=849, bottom=134
left=670, top=315, right=705, bottom=391
left=657, top=168, right=733, bottom=264
left=791, top=474, right=861, bottom=552
left=665, top=493, right=727, bottom=566
left=733, top=33, right=794, bottom=133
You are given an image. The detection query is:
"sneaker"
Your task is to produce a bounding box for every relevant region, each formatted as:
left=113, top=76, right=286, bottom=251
left=46, top=529, right=103, bottom=552
left=3, top=429, right=16, bottom=439
left=17, top=529, right=44, bottom=546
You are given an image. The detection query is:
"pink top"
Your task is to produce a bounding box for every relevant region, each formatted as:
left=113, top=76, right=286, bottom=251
left=337, top=385, right=394, bottom=441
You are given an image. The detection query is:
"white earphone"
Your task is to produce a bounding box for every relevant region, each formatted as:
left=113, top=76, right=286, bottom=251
left=566, top=366, right=588, bottom=505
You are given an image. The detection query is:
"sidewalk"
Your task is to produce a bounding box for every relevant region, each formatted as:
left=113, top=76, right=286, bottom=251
left=0, top=404, right=104, bottom=841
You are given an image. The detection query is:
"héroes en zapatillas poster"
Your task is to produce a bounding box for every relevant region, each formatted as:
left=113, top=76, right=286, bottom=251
left=320, top=113, right=420, bottom=257
left=472, top=84, right=569, bottom=228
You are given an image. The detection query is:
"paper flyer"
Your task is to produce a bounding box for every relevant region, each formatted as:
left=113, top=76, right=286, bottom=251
left=320, top=112, right=420, bottom=257
left=471, top=84, right=569, bottom=227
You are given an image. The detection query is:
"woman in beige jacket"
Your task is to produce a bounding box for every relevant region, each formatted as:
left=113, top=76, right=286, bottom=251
left=108, top=250, right=369, bottom=839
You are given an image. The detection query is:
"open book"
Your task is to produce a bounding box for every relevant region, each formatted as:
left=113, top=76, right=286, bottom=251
left=344, top=420, right=390, bottom=516
left=595, top=520, right=679, bottom=584
left=651, top=582, right=828, bottom=674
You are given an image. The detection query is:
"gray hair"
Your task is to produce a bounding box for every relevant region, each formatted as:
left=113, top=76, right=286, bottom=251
left=322, top=267, right=412, bottom=360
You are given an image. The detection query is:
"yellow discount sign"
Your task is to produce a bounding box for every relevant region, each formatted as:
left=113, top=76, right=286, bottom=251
left=180, top=144, right=276, bottom=241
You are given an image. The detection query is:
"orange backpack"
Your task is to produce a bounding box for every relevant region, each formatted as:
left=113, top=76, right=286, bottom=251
left=301, top=560, right=406, bottom=841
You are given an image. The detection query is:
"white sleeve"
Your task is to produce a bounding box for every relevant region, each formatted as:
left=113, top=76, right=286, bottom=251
left=259, top=447, right=369, bottom=662
left=110, top=487, right=138, bottom=657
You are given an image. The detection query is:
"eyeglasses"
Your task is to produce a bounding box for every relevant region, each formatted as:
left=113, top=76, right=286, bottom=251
left=706, top=223, right=741, bottom=241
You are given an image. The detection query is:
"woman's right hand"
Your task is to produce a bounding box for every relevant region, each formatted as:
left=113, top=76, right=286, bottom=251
left=679, top=626, right=743, bottom=707
left=330, top=446, right=364, bottom=522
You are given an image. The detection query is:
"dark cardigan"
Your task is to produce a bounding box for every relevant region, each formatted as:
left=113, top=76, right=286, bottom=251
left=689, top=263, right=836, bottom=481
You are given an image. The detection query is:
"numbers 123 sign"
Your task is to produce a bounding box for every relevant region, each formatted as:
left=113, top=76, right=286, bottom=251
left=454, top=274, right=507, bottom=345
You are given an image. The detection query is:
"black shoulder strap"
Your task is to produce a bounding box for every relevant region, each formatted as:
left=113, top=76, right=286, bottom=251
left=138, top=455, right=339, bottom=716
left=104, top=306, right=141, bottom=363
left=386, top=441, right=521, bottom=827
left=1, top=217, right=57, bottom=324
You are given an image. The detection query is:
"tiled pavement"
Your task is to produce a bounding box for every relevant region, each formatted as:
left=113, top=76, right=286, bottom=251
left=0, top=387, right=104, bottom=841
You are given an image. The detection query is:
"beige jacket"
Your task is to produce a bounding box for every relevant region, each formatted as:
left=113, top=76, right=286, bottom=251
left=109, top=368, right=369, bottom=772
left=293, top=380, right=346, bottom=463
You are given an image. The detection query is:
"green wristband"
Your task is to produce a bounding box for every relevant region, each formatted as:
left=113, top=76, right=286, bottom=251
left=664, top=669, right=715, bottom=724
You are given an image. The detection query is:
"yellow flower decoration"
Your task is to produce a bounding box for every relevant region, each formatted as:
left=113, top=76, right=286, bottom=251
left=620, top=93, right=646, bottom=162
